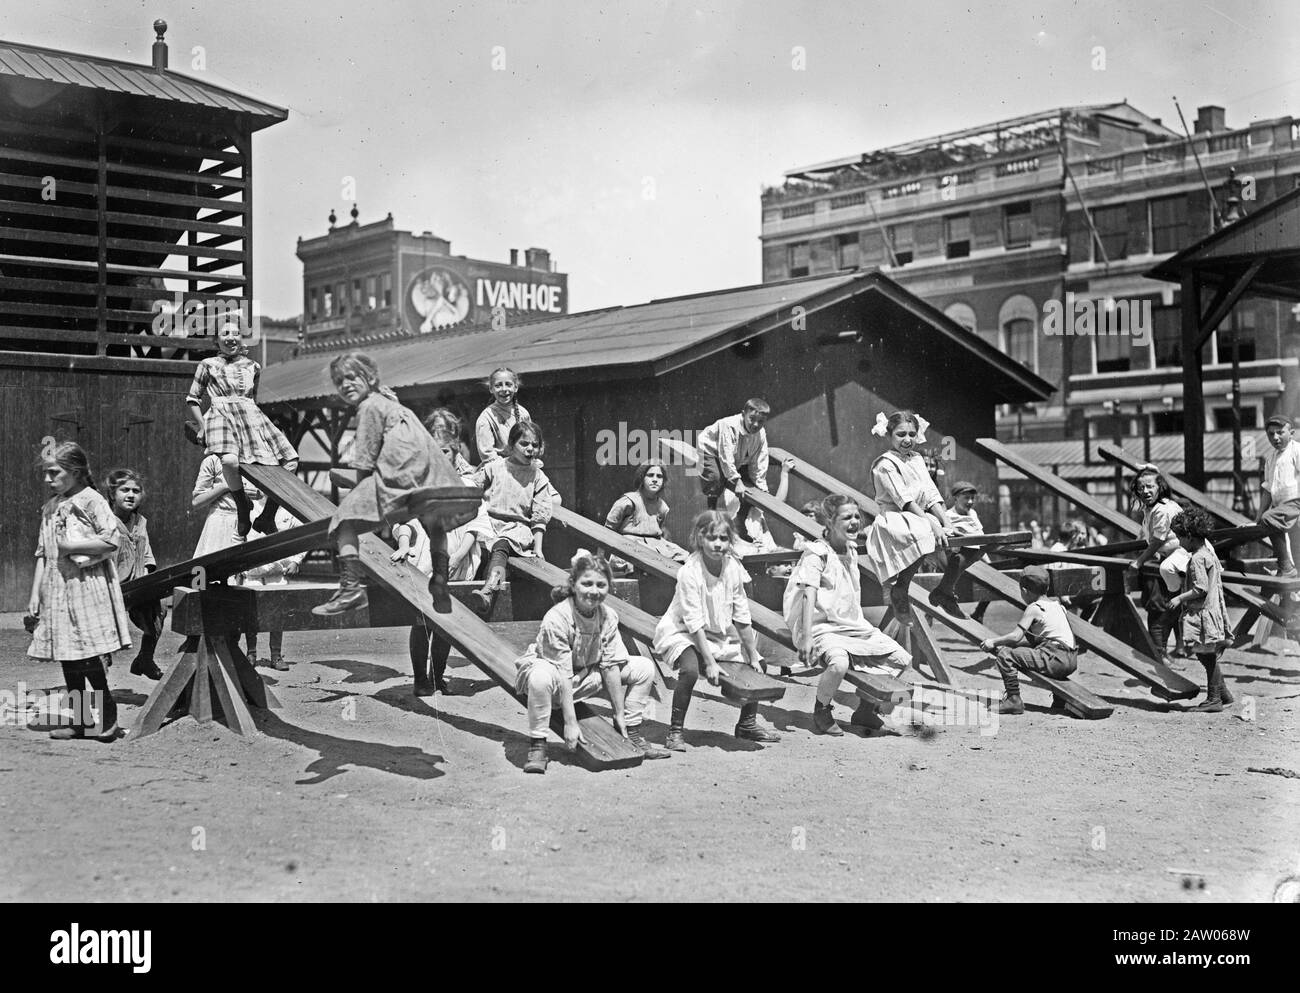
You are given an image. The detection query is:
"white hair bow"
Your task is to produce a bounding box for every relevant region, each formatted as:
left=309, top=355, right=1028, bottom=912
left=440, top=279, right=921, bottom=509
left=571, top=548, right=594, bottom=568
left=872, top=411, right=930, bottom=443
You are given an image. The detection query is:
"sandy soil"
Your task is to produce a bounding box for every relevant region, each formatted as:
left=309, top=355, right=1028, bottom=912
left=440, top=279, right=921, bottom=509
left=2, top=604, right=1298, bottom=903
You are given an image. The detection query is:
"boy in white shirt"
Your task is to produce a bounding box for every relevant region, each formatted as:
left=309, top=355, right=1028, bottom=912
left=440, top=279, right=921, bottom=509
left=979, top=565, right=1078, bottom=715
left=1258, top=415, right=1300, bottom=580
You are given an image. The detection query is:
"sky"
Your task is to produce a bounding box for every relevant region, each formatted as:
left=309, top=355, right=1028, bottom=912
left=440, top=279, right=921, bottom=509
left=5, top=0, right=1299, bottom=318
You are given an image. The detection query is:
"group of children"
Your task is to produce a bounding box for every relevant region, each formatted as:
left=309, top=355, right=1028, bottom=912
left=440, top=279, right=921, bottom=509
left=24, top=318, right=1260, bottom=753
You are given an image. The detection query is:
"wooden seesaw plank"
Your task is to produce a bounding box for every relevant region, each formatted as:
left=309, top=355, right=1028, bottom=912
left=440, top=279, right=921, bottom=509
left=908, top=597, right=1113, bottom=719
left=550, top=504, right=907, bottom=711
left=122, top=519, right=333, bottom=608
left=506, top=555, right=787, bottom=704
left=770, top=445, right=1199, bottom=701
left=1098, top=443, right=1250, bottom=526
left=240, top=465, right=642, bottom=771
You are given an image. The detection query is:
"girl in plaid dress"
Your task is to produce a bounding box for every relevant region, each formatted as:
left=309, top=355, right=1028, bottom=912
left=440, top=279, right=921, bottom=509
left=27, top=442, right=130, bottom=742
left=313, top=353, right=481, bottom=617
left=1169, top=509, right=1235, bottom=713
left=184, top=319, right=298, bottom=537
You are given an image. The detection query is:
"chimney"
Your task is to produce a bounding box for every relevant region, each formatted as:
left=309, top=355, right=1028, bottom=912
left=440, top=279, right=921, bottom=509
left=1194, top=105, right=1226, bottom=134
left=510, top=249, right=519, bottom=266
left=151, top=20, right=168, bottom=72
left=525, top=247, right=551, bottom=271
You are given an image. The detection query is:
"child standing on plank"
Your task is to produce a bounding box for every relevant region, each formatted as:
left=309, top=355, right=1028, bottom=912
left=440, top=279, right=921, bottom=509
left=243, top=502, right=306, bottom=672
left=475, top=367, right=531, bottom=463
left=184, top=318, right=298, bottom=538
left=784, top=495, right=911, bottom=736
left=1128, top=464, right=1188, bottom=662
left=864, top=410, right=952, bottom=626
left=105, top=469, right=165, bottom=679
left=697, top=399, right=771, bottom=522
left=312, top=353, right=481, bottom=617
left=604, top=461, right=689, bottom=572
left=27, top=442, right=129, bottom=742
left=652, top=510, right=780, bottom=749
left=394, top=411, right=490, bottom=696
left=1258, top=415, right=1300, bottom=585
left=978, top=565, right=1078, bottom=715
left=467, top=421, right=554, bottom=618
left=515, top=549, right=670, bottom=773
left=1168, top=509, right=1235, bottom=713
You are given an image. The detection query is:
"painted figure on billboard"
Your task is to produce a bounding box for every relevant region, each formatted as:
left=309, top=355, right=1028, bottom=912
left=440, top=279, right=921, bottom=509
left=411, top=267, right=471, bottom=333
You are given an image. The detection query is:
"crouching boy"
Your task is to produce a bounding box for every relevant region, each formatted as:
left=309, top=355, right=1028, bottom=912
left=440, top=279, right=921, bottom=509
left=978, top=565, right=1078, bottom=715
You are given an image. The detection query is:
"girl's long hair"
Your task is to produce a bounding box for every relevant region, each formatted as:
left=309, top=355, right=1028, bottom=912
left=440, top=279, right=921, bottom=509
left=687, top=510, right=736, bottom=552
left=329, top=351, right=398, bottom=401
left=105, top=468, right=144, bottom=500
left=41, top=441, right=97, bottom=492
left=1128, top=465, right=1172, bottom=513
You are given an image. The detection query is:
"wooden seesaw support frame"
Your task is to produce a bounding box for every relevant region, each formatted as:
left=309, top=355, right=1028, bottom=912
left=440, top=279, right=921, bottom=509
left=767, top=445, right=1197, bottom=703
left=548, top=506, right=911, bottom=717
left=980, top=436, right=1291, bottom=642
left=139, top=465, right=642, bottom=770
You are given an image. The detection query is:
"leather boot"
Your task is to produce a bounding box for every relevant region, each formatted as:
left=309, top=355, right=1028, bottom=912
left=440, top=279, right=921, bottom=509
left=523, top=738, right=548, bottom=774
left=625, top=723, right=671, bottom=759
left=428, top=550, right=452, bottom=614
left=312, top=556, right=368, bottom=616
left=233, top=488, right=253, bottom=537
left=929, top=556, right=967, bottom=618
left=812, top=701, right=845, bottom=736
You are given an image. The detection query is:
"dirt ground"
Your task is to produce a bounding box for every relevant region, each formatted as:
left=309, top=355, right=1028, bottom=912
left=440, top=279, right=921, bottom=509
left=2, top=602, right=1298, bottom=903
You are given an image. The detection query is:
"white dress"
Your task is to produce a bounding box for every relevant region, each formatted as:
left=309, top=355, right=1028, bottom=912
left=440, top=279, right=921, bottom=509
left=864, top=450, right=942, bottom=583
left=783, top=540, right=909, bottom=671
left=192, top=454, right=255, bottom=558
left=652, top=552, right=753, bottom=667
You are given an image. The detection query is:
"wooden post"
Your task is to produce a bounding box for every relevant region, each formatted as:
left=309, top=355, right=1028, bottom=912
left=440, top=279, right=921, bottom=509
left=1182, top=271, right=1205, bottom=488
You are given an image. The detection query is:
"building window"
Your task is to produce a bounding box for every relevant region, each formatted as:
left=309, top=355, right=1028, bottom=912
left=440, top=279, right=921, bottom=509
left=1212, top=406, right=1259, bottom=430
left=353, top=279, right=363, bottom=310
left=1004, top=202, right=1033, bottom=249
left=337, top=282, right=347, bottom=316
left=944, top=302, right=977, bottom=334
left=830, top=192, right=865, bottom=209
left=781, top=202, right=816, bottom=219
left=787, top=242, right=811, bottom=277
left=1150, top=194, right=1188, bottom=254
left=381, top=272, right=393, bottom=309
left=309, top=288, right=318, bottom=321
left=836, top=232, right=860, bottom=270
left=1095, top=330, right=1130, bottom=372
left=1153, top=304, right=1181, bottom=367
left=366, top=275, right=377, bottom=311
left=1215, top=307, right=1257, bottom=363
left=998, top=295, right=1037, bottom=372
left=323, top=287, right=334, bottom=318
left=1152, top=410, right=1184, bottom=433
left=1003, top=318, right=1035, bottom=370
left=1093, top=204, right=1129, bottom=261
left=945, top=213, right=971, bottom=259
left=890, top=224, right=914, bottom=265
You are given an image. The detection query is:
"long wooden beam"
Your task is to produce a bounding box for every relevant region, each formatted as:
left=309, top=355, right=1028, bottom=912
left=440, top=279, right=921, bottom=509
left=241, top=466, right=642, bottom=771
left=771, top=446, right=1199, bottom=700
left=1098, top=443, right=1249, bottom=526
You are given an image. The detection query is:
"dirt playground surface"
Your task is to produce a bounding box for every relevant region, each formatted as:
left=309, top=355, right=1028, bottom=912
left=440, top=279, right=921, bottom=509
left=2, top=603, right=1298, bottom=903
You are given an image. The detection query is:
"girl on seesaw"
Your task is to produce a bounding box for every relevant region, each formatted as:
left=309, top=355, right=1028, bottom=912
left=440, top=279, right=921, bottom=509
left=1128, top=463, right=1189, bottom=662
left=604, top=460, right=689, bottom=572
left=313, top=352, right=480, bottom=617
left=863, top=410, right=954, bottom=624
left=1168, top=509, right=1235, bottom=713
left=475, top=366, right=531, bottom=463
left=27, top=442, right=130, bottom=742
left=785, top=494, right=911, bottom=736
left=467, top=421, right=554, bottom=618
left=514, top=549, right=669, bottom=773
left=184, top=318, right=298, bottom=538
left=652, top=510, right=779, bottom=750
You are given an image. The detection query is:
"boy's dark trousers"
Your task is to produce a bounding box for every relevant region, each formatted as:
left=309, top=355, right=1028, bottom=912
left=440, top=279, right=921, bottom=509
left=60, top=655, right=117, bottom=733
left=700, top=457, right=758, bottom=522
left=993, top=640, right=1077, bottom=698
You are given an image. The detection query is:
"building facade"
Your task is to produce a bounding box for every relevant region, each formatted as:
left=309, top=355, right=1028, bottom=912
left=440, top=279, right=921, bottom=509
left=760, top=102, right=1300, bottom=510
left=295, top=210, right=568, bottom=352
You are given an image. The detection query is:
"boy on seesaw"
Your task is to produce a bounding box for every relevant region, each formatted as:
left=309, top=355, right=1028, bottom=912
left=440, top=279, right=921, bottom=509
left=978, top=565, right=1078, bottom=715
